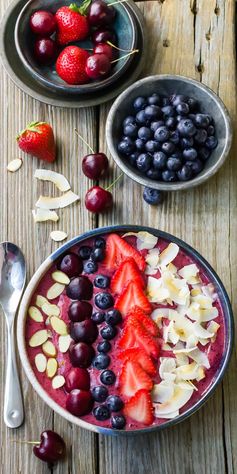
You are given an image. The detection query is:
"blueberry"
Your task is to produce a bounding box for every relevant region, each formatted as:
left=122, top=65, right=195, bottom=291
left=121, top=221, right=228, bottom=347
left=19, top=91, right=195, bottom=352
left=91, top=385, right=108, bottom=402
left=161, top=141, right=175, bottom=155
left=133, top=96, right=147, bottom=111
left=118, top=139, right=135, bottom=155
left=136, top=110, right=148, bottom=125
left=177, top=119, right=196, bottom=137
left=106, top=395, right=124, bottom=412
left=198, top=147, right=211, bottom=161
left=93, top=405, right=110, bottom=421
left=138, top=127, right=152, bottom=141
left=186, top=159, right=204, bottom=175
left=162, top=170, right=177, bottom=182
left=136, top=153, right=152, bottom=172
left=154, top=126, right=170, bottom=142
left=135, top=138, right=145, bottom=152
left=170, top=94, right=187, bottom=106
left=177, top=164, right=193, bottom=181
left=148, top=93, right=161, bottom=105
left=95, top=293, right=114, bottom=310
left=207, top=125, right=215, bottom=136
left=146, top=168, right=162, bottom=180
left=165, top=117, right=177, bottom=129
left=153, top=151, right=167, bottom=170
left=97, top=340, right=111, bottom=353
left=94, top=274, right=110, bottom=289
left=111, top=415, right=126, bottom=430
left=123, top=123, right=138, bottom=138
left=194, top=129, right=207, bottom=144
left=100, top=324, right=117, bottom=340
left=92, top=353, right=110, bottom=370
left=167, top=156, right=182, bottom=171
left=151, top=120, right=164, bottom=132
left=176, top=115, right=183, bottom=122
left=123, top=116, right=136, bottom=127
left=183, top=148, right=198, bottom=161
left=194, top=114, right=210, bottom=129
left=143, top=187, right=164, bottom=205
left=162, top=97, right=171, bottom=106
left=100, top=369, right=116, bottom=385
left=144, top=105, right=161, bottom=120
left=169, top=130, right=180, bottom=145
left=83, top=260, right=98, bottom=274
left=129, top=152, right=139, bottom=166
left=189, top=113, right=196, bottom=121
left=105, top=309, right=122, bottom=326
left=180, top=137, right=194, bottom=149
left=187, top=97, right=197, bottom=111
left=91, top=247, right=105, bottom=262
left=94, top=237, right=106, bottom=249
left=176, top=102, right=189, bottom=115
left=145, top=140, right=159, bottom=153
left=161, top=105, right=175, bottom=117
left=205, top=136, right=218, bottom=150
left=79, top=246, right=91, bottom=260
left=92, top=312, right=105, bottom=324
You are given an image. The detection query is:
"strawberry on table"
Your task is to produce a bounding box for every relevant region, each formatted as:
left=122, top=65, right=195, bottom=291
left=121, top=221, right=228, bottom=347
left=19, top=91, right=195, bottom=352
left=111, top=258, right=145, bottom=294
left=114, top=280, right=151, bottom=317
left=56, top=46, right=89, bottom=85
left=104, top=234, right=146, bottom=271
left=124, top=389, right=154, bottom=426
left=17, top=121, right=56, bottom=162
left=55, top=1, right=90, bottom=46
left=119, top=360, right=153, bottom=398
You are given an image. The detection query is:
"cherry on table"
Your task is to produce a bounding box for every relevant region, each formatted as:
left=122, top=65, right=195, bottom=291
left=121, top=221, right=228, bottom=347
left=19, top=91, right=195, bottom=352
left=75, top=129, right=109, bottom=180
left=85, top=186, right=112, bottom=213
left=88, top=0, right=116, bottom=27
left=30, top=10, right=56, bottom=36
left=33, top=430, right=66, bottom=465
left=34, top=38, right=57, bottom=65
left=85, top=53, right=111, bottom=80
left=66, top=389, right=93, bottom=416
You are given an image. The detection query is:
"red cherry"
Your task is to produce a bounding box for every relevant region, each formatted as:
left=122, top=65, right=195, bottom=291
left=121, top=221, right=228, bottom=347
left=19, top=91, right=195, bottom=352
left=69, top=342, right=95, bottom=368
left=82, top=152, right=109, bottom=179
left=58, top=253, right=83, bottom=277
left=70, top=319, right=98, bottom=344
left=65, top=367, right=90, bottom=392
left=93, top=43, right=117, bottom=61
left=30, top=10, right=56, bottom=37
left=33, top=430, right=66, bottom=465
left=92, top=28, right=117, bottom=45
left=85, top=54, right=111, bottom=80
left=68, top=301, right=92, bottom=322
left=85, top=186, right=113, bottom=213
left=88, top=1, right=116, bottom=27
left=66, top=389, right=93, bottom=416
left=34, top=38, right=57, bottom=65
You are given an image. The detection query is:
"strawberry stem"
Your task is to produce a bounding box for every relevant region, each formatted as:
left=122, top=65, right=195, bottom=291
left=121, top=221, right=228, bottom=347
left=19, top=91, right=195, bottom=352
left=70, top=0, right=91, bottom=15
left=106, top=173, right=123, bottom=191
left=111, top=49, right=139, bottom=64
left=16, top=121, right=45, bottom=140
left=75, top=129, right=95, bottom=154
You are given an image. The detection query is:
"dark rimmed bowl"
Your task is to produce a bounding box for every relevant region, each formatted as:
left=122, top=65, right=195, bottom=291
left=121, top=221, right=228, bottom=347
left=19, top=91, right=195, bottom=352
left=106, top=75, right=233, bottom=191
left=17, top=225, right=234, bottom=435
left=14, top=0, right=138, bottom=95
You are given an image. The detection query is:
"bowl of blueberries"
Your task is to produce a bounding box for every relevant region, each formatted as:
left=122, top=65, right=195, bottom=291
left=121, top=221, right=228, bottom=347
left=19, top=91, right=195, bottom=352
left=106, top=74, right=232, bottom=193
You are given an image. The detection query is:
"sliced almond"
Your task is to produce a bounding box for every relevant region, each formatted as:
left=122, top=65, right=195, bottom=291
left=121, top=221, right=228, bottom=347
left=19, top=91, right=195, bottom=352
left=42, top=302, right=60, bottom=317
left=42, top=340, right=57, bottom=357
left=29, top=329, right=49, bottom=347
left=28, top=306, right=43, bottom=323
left=35, top=353, right=47, bottom=373
left=32, top=209, right=59, bottom=223
left=47, top=283, right=65, bottom=300
left=58, top=334, right=71, bottom=353
left=34, top=169, right=71, bottom=192
left=52, top=375, right=65, bottom=389
left=35, top=295, right=48, bottom=308
left=46, top=358, right=58, bottom=378
left=36, top=191, right=79, bottom=210
left=52, top=271, right=70, bottom=285
left=7, top=158, right=22, bottom=172
left=50, top=231, right=68, bottom=242
left=50, top=316, right=68, bottom=335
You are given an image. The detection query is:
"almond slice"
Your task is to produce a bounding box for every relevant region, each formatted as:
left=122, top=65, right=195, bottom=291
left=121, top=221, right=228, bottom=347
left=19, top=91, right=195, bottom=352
left=36, top=191, right=79, bottom=210
left=50, top=231, right=68, bottom=242
left=35, top=295, right=48, bottom=308
left=32, top=209, right=59, bottom=223
left=42, top=340, right=57, bottom=357
left=34, top=169, right=71, bottom=192
left=50, top=316, right=68, bottom=335
left=7, top=158, right=22, bottom=172
left=28, top=306, right=43, bottom=323
left=52, top=375, right=65, bottom=389
left=29, top=329, right=49, bottom=347
left=58, top=334, right=71, bottom=353
left=42, top=302, right=60, bottom=317
left=35, top=353, right=47, bottom=373
left=46, top=358, right=58, bottom=378
left=47, top=283, right=65, bottom=300
left=52, top=270, right=70, bottom=285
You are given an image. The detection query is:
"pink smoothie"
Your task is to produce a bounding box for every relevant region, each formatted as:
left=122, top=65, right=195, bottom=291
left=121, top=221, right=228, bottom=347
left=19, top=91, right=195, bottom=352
left=25, top=234, right=225, bottom=431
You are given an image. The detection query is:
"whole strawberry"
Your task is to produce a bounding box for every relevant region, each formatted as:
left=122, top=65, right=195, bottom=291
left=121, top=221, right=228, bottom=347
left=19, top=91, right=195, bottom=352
left=56, top=46, right=89, bottom=85
left=17, top=122, right=56, bottom=162
left=55, top=1, right=90, bottom=46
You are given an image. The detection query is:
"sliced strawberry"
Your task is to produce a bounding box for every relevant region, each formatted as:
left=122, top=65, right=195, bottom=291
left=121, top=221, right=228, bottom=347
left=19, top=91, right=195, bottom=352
left=118, top=348, right=157, bottom=377
left=126, top=306, right=158, bottom=337
left=104, top=234, right=146, bottom=271
left=111, top=258, right=145, bottom=294
left=125, top=316, right=159, bottom=359
left=124, top=389, right=154, bottom=425
left=119, top=360, right=153, bottom=398
left=118, top=324, right=136, bottom=350
left=114, top=281, right=151, bottom=317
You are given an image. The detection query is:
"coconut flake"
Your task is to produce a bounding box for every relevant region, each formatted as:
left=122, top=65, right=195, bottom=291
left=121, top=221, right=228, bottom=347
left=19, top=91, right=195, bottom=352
left=154, top=407, right=179, bottom=419
left=178, top=264, right=199, bottom=281
left=146, top=276, right=169, bottom=302
left=176, top=361, right=200, bottom=380
left=193, top=322, right=214, bottom=339
left=200, top=307, right=219, bottom=322
left=32, top=209, right=59, bottom=223
left=154, top=385, right=194, bottom=416
left=152, top=381, right=175, bottom=403
left=36, top=191, right=79, bottom=209
left=34, top=169, right=71, bottom=192
left=159, top=243, right=179, bottom=266
left=188, top=348, right=210, bottom=369
left=175, top=353, right=189, bottom=367
left=159, top=357, right=176, bottom=379
left=50, top=231, right=68, bottom=242
left=7, top=158, right=23, bottom=172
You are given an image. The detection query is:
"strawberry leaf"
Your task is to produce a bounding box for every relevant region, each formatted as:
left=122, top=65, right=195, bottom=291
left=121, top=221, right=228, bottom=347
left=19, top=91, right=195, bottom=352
left=69, top=0, right=91, bottom=15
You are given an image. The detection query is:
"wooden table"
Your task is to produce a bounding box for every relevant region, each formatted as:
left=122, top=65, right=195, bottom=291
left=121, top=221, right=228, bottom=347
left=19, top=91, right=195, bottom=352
left=0, top=0, right=236, bottom=472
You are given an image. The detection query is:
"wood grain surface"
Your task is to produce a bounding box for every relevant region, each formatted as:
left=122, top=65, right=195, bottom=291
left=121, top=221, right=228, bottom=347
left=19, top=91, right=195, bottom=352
left=0, top=1, right=236, bottom=473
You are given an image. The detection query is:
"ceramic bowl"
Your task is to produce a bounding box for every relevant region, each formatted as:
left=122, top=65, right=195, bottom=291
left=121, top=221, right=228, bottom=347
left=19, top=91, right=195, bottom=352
left=14, top=0, right=138, bottom=95
left=17, top=225, right=234, bottom=436
left=106, top=75, right=233, bottom=191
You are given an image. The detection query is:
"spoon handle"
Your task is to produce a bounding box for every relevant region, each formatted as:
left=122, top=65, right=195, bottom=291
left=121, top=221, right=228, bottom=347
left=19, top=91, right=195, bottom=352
left=4, top=319, right=24, bottom=428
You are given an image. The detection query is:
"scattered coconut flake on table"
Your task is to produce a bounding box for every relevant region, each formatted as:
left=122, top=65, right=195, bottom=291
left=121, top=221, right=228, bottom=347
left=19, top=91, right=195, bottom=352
left=36, top=190, right=79, bottom=209
left=32, top=209, right=59, bottom=223
left=7, top=158, right=22, bottom=172
left=34, top=169, right=71, bottom=192
left=50, top=230, right=68, bottom=242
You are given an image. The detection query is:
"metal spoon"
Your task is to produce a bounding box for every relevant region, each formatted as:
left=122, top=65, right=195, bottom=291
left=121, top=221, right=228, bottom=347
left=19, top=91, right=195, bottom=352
left=0, top=242, right=25, bottom=428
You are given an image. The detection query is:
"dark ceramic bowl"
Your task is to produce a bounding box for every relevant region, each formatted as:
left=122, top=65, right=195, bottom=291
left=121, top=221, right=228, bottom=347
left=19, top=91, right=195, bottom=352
left=17, top=225, right=234, bottom=435
left=14, top=0, right=138, bottom=95
left=106, top=75, right=233, bottom=191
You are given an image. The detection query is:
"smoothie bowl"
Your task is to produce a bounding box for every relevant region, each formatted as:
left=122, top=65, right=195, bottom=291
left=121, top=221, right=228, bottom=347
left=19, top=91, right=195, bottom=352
left=17, top=225, right=234, bottom=435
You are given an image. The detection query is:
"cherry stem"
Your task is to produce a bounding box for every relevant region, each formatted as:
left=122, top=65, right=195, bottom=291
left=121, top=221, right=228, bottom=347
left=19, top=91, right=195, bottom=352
left=111, top=49, right=139, bottom=64
left=11, top=440, right=40, bottom=445
left=107, top=41, right=134, bottom=53
left=75, top=129, right=95, bottom=154
left=109, top=0, right=128, bottom=5
left=106, top=173, right=123, bottom=191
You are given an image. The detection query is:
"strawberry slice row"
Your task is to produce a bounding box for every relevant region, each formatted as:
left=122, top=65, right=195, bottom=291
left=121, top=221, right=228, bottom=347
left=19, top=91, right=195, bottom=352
left=104, top=233, right=146, bottom=272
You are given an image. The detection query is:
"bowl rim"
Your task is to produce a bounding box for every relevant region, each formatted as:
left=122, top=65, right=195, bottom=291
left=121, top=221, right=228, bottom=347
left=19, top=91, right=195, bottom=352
left=105, top=74, right=233, bottom=191
left=14, top=0, right=137, bottom=93
left=17, top=224, right=234, bottom=436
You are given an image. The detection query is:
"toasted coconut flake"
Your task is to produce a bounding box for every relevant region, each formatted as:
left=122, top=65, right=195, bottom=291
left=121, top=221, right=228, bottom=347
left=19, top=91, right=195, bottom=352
left=46, top=358, right=58, bottom=378
left=186, top=302, right=201, bottom=322
left=196, top=367, right=205, bottom=381
left=200, top=307, right=219, bottom=322
left=145, top=266, right=158, bottom=275
left=42, top=340, right=57, bottom=357
left=176, top=361, right=200, bottom=380
left=175, top=353, right=189, bottom=367
left=52, top=375, right=65, bottom=389
left=47, top=283, right=65, bottom=300
left=167, top=263, right=177, bottom=274
left=147, top=276, right=169, bottom=302
left=36, top=190, right=79, bottom=210
left=186, top=334, right=199, bottom=348
left=50, top=231, right=68, bottom=242
left=42, top=302, right=60, bottom=317
left=188, top=348, right=210, bottom=369
left=50, top=316, right=68, bottom=335
left=159, top=357, right=176, bottom=379
left=154, top=385, right=194, bottom=416
left=29, top=329, right=49, bottom=347
left=7, top=158, right=23, bottom=172
left=35, top=295, right=48, bottom=308
left=193, top=322, right=214, bottom=339
left=162, top=271, right=190, bottom=306
left=146, top=252, right=159, bottom=268
left=28, top=306, right=43, bottom=323
left=159, top=243, right=179, bottom=266
left=154, top=407, right=179, bottom=419
left=32, top=209, right=59, bottom=223
left=177, top=381, right=196, bottom=391
left=151, top=308, right=170, bottom=320
left=171, top=315, right=194, bottom=342
left=208, top=320, right=220, bottom=334
left=191, top=288, right=202, bottom=297
left=35, top=353, right=47, bottom=373
left=34, top=169, right=71, bottom=192
left=192, top=294, right=213, bottom=309
left=152, top=381, right=175, bottom=403
left=162, top=343, right=172, bottom=351
left=58, top=334, right=71, bottom=353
